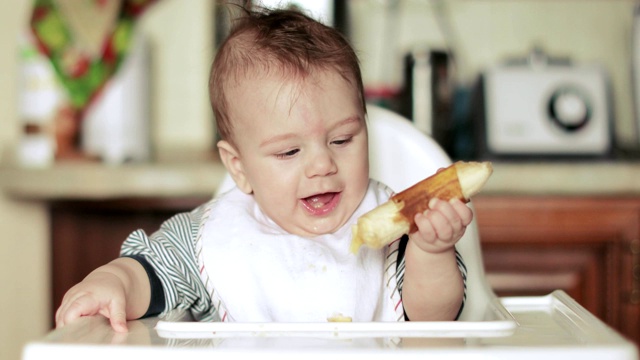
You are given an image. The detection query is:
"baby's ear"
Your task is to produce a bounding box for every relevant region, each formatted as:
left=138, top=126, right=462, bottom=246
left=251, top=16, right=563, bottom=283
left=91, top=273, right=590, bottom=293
left=217, top=140, right=253, bottom=194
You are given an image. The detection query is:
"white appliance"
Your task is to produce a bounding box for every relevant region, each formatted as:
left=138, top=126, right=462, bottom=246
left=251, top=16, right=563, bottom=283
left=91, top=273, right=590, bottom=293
left=81, top=33, right=151, bottom=164
left=16, top=32, right=63, bottom=168
left=482, top=51, right=612, bottom=158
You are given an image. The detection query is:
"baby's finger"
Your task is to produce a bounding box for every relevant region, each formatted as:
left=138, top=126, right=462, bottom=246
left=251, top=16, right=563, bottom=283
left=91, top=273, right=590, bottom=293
left=449, top=199, right=473, bottom=226
left=428, top=198, right=462, bottom=228
left=427, top=209, right=455, bottom=241
left=55, top=298, right=70, bottom=328
left=105, top=301, right=129, bottom=333
left=414, top=212, right=437, bottom=243
left=56, top=295, right=98, bottom=329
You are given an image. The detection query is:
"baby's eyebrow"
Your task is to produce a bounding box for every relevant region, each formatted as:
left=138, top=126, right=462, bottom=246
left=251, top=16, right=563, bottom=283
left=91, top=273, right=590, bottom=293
left=332, top=115, right=363, bottom=130
left=259, top=115, right=363, bottom=148
left=259, top=133, right=297, bottom=148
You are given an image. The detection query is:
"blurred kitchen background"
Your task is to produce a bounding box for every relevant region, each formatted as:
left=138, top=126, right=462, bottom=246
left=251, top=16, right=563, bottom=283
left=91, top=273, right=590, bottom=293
left=2, top=0, right=640, bottom=359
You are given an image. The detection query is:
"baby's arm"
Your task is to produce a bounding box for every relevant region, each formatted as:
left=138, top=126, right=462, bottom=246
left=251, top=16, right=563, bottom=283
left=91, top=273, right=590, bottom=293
left=401, top=198, right=472, bottom=321
left=55, top=257, right=150, bottom=332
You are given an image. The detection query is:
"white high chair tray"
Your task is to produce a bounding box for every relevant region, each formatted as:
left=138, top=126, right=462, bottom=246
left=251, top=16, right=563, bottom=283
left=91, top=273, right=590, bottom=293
left=155, top=312, right=515, bottom=339
left=155, top=295, right=516, bottom=339
left=22, top=291, right=638, bottom=360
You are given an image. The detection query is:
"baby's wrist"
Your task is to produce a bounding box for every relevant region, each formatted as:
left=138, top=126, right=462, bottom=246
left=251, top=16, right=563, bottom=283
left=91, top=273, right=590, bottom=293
left=407, top=238, right=456, bottom=257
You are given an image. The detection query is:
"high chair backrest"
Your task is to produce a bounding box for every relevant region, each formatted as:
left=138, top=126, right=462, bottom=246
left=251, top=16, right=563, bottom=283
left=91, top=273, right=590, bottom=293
left=215, top=104, right=496, bottom=321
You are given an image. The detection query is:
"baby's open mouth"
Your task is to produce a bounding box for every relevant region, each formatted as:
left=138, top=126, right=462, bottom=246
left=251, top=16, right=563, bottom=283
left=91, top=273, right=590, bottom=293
left=302, top=192, right=340, bottom=215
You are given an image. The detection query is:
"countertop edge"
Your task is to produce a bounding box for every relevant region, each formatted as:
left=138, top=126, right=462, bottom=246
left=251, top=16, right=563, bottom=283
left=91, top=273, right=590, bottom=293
left=2, top=161, right=640, bottom=201
left=0, top=161, right=228, bottom=201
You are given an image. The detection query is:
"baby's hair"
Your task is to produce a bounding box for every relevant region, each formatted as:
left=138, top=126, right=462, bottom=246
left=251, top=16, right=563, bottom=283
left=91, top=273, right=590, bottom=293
left=209, top=6, right=365, bottom=144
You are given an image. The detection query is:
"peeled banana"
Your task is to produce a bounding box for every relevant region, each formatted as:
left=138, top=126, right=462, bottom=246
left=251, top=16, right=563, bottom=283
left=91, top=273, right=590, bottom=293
left=350, top=161, right=493, bottom=253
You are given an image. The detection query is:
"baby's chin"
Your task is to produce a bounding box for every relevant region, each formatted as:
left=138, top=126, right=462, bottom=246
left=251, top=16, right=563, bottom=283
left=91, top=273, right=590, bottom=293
left=280, top=215, right=351, bottom=238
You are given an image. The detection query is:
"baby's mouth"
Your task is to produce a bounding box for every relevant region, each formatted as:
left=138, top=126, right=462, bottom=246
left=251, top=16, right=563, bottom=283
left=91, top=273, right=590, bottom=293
left=301, top=192, right=341, bottom=215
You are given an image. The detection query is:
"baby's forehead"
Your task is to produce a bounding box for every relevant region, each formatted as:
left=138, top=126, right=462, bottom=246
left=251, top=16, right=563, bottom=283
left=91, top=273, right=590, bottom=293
left=225, top=67, right=364, bottom=129
left=230, top=62, right=312, bottom=86
left=242, top=65, right=358, bottom=97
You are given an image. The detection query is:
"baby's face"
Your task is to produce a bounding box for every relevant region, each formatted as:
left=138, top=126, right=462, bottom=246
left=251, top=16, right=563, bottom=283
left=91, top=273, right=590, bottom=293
left=224, top=69, right=369, bottom=237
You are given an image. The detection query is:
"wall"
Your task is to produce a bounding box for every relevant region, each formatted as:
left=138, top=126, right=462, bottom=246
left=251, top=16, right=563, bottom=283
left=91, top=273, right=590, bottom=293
left=0, top=2, right=49, bottom=360
left=137, top=0, right=214, bottom=159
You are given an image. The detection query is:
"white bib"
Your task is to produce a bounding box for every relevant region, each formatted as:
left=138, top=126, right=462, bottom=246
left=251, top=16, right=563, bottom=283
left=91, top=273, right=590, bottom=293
left=195, top=180, right=404, bottom=322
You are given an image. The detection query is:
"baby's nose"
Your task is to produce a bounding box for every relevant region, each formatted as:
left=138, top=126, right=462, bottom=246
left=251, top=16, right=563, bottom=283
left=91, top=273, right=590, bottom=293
left=305, top=149, right=337, bottom=177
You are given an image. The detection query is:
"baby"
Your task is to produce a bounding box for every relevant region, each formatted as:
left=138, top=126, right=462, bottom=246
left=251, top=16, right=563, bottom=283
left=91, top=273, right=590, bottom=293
left=55, top=7, right=472, bottom=332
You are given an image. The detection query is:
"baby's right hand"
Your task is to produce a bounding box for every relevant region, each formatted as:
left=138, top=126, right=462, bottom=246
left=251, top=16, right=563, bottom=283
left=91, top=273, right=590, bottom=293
left=55, top=270, right=129, bottom=332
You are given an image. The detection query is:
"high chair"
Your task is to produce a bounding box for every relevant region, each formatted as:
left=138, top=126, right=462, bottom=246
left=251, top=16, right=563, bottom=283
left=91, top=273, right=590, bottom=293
left=22, top=105, right=639, bottom=360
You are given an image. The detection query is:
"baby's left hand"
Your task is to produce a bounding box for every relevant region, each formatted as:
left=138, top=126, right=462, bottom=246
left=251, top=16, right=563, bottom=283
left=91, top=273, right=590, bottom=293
left=410, top=198, right=473, bottom=254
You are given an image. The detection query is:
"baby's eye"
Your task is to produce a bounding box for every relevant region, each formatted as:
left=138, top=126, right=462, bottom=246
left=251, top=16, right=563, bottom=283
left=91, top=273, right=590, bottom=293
left=331, top=137, right=353, bottom=146
left=275, top=148, right=299, bottom=159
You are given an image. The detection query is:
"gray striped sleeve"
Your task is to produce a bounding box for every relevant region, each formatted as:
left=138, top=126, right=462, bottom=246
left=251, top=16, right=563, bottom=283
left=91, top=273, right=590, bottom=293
left=120, top=204, right=219, bottom=321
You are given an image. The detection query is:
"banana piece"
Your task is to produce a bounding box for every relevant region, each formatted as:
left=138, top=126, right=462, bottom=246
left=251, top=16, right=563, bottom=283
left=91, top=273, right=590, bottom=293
left=350, top=161, right=493, bottom=253
left=327, top=314, right=353, bottom=322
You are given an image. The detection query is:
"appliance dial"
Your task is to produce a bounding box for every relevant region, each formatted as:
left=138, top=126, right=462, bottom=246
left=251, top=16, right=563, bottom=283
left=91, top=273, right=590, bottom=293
left=547, top=86, right=592, bottom=131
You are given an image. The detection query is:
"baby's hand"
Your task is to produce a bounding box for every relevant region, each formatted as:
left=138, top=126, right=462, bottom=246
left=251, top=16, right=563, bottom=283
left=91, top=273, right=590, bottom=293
left=55, top=271, right=129, bottom=332
left=410, top=198, right=473, bottom=253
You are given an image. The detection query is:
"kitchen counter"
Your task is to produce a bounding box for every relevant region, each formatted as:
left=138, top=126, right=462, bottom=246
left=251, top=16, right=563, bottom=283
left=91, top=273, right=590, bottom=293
left=482, top=160, right=640, bottom=196
left=1, top=159, right=640, bottom=200
left=0, top=159, right=227, bottom=200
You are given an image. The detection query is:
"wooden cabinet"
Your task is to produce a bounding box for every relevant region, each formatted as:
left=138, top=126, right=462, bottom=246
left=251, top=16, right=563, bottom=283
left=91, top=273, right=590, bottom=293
left=473, top=195, right=640, bottom=346
left=49, top=195, right=640, bottom=347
